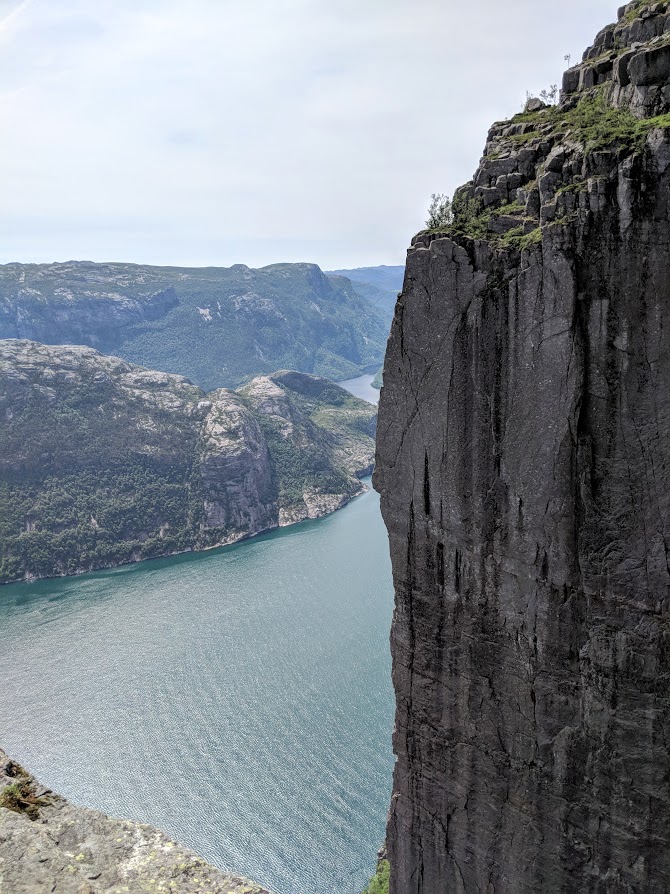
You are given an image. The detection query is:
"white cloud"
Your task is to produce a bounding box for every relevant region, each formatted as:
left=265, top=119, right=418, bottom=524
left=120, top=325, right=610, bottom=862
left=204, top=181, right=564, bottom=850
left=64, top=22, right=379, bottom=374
left=0, top=0, right=617, bottom=269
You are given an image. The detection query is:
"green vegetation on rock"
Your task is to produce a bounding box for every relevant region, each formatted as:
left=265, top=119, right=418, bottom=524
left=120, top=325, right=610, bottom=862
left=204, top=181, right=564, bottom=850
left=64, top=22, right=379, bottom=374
left=421, top=82, right=670, bottom=256
left=240, top=370, right=375, bottom=510
left=0, top=261, right=389, bottom=391
left=0, top=777, right=49, bottom=821
left=509, top=91, right=670, bottom=153
left=623, top=0, right=666, bottom=21
left=0, top=341, right=376, bottom=584
left=361, top=860, right=390, bottom=894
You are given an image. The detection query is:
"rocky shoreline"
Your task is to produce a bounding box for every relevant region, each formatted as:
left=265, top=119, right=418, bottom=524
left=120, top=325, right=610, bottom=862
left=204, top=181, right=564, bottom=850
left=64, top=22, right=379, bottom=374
left=9, top=478, right=371, bottom=587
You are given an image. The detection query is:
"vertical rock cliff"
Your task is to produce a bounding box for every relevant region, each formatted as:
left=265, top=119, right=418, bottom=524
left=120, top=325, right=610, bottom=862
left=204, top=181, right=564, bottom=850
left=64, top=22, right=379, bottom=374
left=375, top=3, right=670, bottom=891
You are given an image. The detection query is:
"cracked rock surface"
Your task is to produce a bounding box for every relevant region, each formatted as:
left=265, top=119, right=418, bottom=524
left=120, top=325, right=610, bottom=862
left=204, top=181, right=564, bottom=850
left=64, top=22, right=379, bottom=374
left=0, top=749, right=272, bottom=894
left=375, top=3, right=670, bottom=892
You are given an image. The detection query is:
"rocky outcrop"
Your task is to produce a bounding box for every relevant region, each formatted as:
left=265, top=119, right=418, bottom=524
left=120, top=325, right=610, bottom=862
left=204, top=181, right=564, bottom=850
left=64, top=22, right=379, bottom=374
left=375, top=3, right=670, bottom=892
left=0, top=748, right=272, bottom=894
left=564, top=1, right=670, bottom=116
left=0, top=340, right=376, bottom=583
left=198, top=391, right=277, bottom=536
left=0, top=273, right=179, bottom=348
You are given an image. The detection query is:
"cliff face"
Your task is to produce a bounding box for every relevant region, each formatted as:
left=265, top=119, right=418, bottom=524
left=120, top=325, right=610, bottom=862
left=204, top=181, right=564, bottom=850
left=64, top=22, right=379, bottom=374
left=0, top=748, right=272, bottom=894
left=0, top=340, right=375, bottom=583
left=375, top=3, right=670, bottom=892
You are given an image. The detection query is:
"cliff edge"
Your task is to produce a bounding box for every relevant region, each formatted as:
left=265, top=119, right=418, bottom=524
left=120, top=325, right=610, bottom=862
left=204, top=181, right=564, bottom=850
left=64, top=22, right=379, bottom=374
left=0, top=749, right=272, bottom=894
left=375, top=2, right=670, bottom=892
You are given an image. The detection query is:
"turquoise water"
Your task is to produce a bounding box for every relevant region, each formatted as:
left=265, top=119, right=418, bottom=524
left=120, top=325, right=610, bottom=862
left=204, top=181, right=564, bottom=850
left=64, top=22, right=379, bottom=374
left=0, top=480, right=394, bottom=894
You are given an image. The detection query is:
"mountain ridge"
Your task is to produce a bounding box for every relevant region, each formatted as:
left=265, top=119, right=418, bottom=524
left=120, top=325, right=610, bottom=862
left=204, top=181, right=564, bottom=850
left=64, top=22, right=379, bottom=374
left=0, top=260, right=389, bottom=391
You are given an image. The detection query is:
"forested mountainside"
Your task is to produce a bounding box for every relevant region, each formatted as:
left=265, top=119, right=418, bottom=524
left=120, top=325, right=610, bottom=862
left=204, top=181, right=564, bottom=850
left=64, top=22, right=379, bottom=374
left=375, top=1, right=670, bottom=892
left=0, top=261, right=388, bottom=391
left=0, top=748, right=272, bottom=894
left=327, top=265, right=404, bottom=319
left=0, top=340, right=375, bottom=583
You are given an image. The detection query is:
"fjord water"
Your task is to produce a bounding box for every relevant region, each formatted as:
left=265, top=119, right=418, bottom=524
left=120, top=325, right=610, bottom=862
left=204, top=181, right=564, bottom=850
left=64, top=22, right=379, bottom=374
left=0, top=380, right=394, bottom=894
left=338, top=373, right=379, bottom=405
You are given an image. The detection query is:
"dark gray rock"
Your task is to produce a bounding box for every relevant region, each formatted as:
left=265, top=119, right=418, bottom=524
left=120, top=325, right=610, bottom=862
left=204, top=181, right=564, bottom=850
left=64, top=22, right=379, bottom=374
left=562, top=67, right=581, bottom=94
left=375, top=5, right=670, bottom=894
left=579, top=64, right=597, bottom=89
left=474, top=186, right=504, bottom=207
left=538, top=170, right=562, bottom=204
left=486, top=214, right=522, bottom=235
left=614, top=50, right=637, bottom=86
left=629, top=43, right=670, bottom=86
left=523, top=188, right=541, bottom=217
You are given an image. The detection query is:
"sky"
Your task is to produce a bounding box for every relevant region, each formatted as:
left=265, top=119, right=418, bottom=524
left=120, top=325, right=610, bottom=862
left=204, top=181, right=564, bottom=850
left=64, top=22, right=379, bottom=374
left=0, top=0, right=617, bottom=270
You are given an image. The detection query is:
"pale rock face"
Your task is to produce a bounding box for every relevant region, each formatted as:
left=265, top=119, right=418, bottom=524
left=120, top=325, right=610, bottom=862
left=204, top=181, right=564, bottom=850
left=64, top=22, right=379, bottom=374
left=277, top=489, right=358, bottom=526
left=375, top=4, right=670, bottom=892
left=241, top=375, right=300, bottom=437
left=199, top=390, right=278, bottom=535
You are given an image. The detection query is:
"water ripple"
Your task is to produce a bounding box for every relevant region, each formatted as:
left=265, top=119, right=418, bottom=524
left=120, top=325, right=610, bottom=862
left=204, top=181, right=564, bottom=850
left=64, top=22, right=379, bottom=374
left=0, top=483, right=394, bottom=894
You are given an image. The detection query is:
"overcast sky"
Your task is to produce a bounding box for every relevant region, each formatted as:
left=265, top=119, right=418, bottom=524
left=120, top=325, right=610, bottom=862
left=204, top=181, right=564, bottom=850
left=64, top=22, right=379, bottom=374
left=1, top=0, right=616, bottom=270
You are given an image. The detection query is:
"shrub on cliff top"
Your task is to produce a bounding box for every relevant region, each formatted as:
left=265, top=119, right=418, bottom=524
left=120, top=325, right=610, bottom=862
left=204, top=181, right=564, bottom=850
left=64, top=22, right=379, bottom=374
left=426, top=193, right=454, bottom=228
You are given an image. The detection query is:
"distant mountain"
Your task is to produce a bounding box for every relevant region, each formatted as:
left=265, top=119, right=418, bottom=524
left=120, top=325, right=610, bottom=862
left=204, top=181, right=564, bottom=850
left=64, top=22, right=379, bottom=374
left=0, top=261, right=388, bottom=391
left=0, top=339, right=376, bottom=584
left=327, top=265, right=405, bottom=318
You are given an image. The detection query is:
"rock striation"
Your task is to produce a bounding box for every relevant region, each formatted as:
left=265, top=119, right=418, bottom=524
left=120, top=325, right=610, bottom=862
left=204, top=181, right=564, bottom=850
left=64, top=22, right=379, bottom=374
left=0, top=748, right=272, bottom=894
left=0, top=340, right=376, bottom=583
left=375, top=2, right=670, bottom=892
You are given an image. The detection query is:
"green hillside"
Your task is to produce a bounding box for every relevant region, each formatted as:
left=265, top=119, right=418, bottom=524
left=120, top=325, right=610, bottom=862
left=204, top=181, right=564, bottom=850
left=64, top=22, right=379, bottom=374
left=0, top=261, right=389, bottom=391
left=0, top=340, right=376, bottom=583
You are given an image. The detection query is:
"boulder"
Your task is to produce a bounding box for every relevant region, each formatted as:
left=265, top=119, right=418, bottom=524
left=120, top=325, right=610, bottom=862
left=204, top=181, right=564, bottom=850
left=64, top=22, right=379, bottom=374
left=524, top=97, right=546, bottom=112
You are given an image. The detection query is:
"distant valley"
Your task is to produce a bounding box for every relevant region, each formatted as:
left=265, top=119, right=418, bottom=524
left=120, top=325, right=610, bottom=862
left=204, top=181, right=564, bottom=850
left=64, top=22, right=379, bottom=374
left=0, top=261, right=394, bottom=391
left=327, top=265, right=404, bottom=318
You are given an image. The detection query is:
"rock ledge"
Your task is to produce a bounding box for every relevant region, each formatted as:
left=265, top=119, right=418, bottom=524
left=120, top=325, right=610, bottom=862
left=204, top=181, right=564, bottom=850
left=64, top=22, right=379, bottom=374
left=0, top=749, right=273, bottom=894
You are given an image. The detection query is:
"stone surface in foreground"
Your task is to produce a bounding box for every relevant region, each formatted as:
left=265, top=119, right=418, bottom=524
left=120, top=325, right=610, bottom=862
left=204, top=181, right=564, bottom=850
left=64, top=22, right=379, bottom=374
left=0, top=749, right=272, bottom=894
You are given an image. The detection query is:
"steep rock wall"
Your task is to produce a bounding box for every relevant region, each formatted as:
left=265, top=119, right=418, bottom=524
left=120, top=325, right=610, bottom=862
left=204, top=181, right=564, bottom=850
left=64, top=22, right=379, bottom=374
left=375, top=3, right=670, bottom=892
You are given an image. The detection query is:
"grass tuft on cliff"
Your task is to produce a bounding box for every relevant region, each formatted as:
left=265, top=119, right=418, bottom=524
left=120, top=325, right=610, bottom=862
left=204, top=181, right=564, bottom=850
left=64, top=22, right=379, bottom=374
left=510, top=91, right=670, bottom=153
left=0, top=779, right=50, bottom=820
left=624, top=0, right=667, bottom=22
